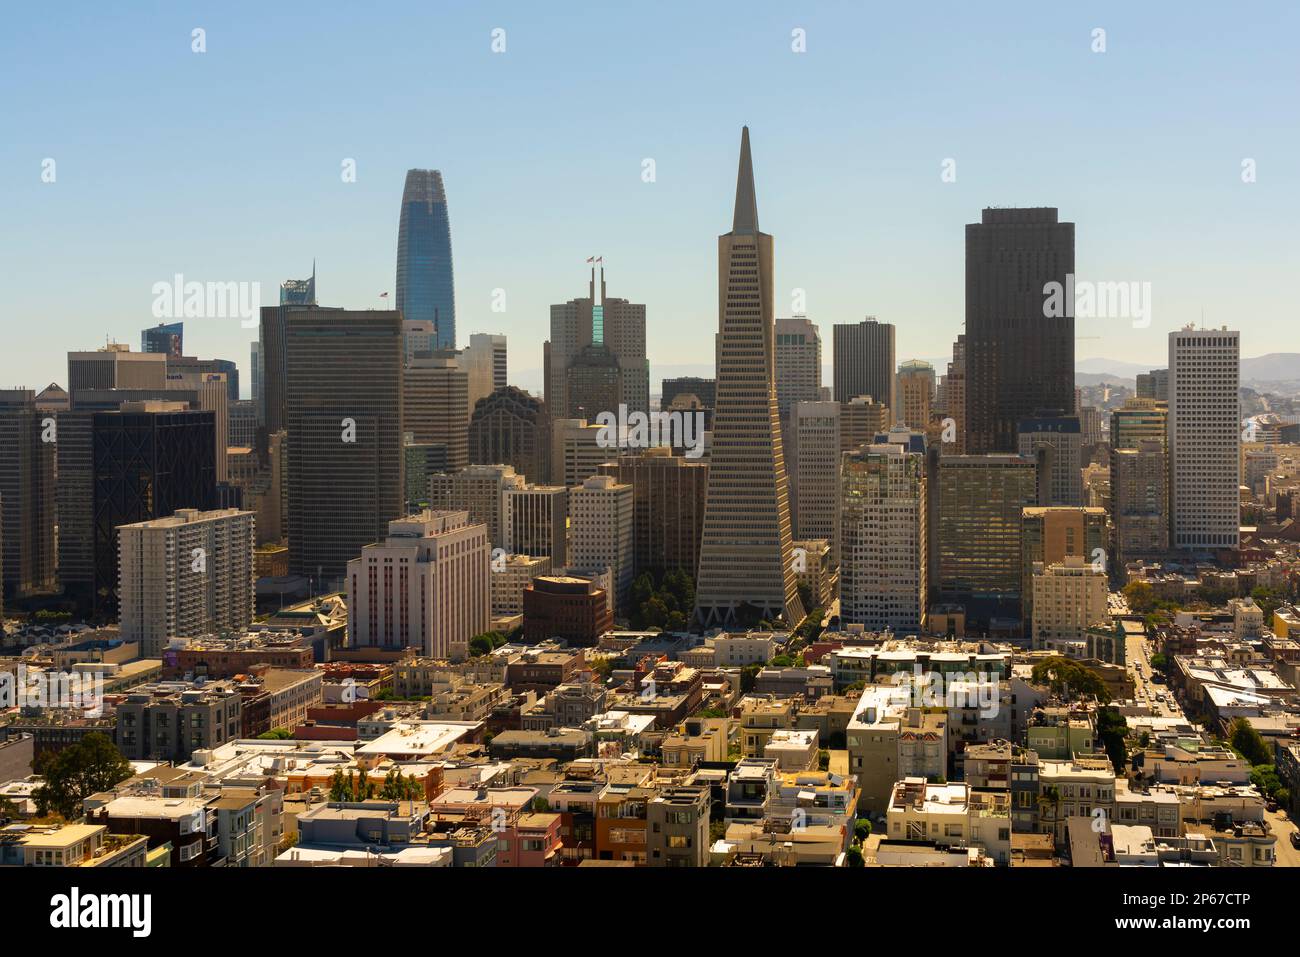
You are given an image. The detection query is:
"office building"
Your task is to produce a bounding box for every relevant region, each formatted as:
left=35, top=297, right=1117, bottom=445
left=117, top=508, right=256, bottom=657
left=791, top=401, right=840, bottom=548
left=463, top=333, right=507, bottom=410
left=598, top=448, right=708, bottom=577
left=67, top=345, right=167, bottom=401
left=965, top=208, right=1075, bottom=453
left=1113, top=439, right=1169, bottom=565
left=142, top=322, right=183, bottom=358
left=503, top=483, right=568, bottom=566
left=258, top=270, right=319, bottom=435
left=895, top=359, right=934, bottom=430
left=346, top=511, right=489, bottom=660
left=1168, top=326, right=1240, bottom=551
left=661, top=377, right=716, bottom=414
left=167, top=369, right=230, bottom=482
left=403, top=354, right=469, bottom=471
left=840, top=395, right=890, bottom=452
left=940, top=335, right=967, bottom=454
left=467, top=386, right=551, bottom=485
left=58, top=403, right=217, bottom=612
left=1136, top=368, right=1169, bottom=402
left=1111, top=398, right=1168, bottom=451
left=568, top=475, right=634, bottom=612
left=396, top=169, right=457, bottom=349
left=491, top=553, right=552, bottom=617
left=522, top=576, right=612, bottom=646
left=284, top=308, right=404, bottom=586
left=428, top=464, right=520, bottom=547
left=1017, top=413, right=1083, bottom=506
left=1020, top=506, right=1107, bottom=629
left=695, top=128, right=804, bottom=628
left=0, top=391, right=56, bottom=601
left=1030, top=557, right=1109, bottom=650
left=550, top=418, right=616, bottom=489
left=833, top=317, right=895, bottom=412
left=774, top=317, right=822, bottom=423
left=932, top=453, right=1040, bottom=627
left=840, top=442, right=928, bottom=633
left=546, top=267, right=648, bottom=420
left=565, top=343, right=623, bottom=421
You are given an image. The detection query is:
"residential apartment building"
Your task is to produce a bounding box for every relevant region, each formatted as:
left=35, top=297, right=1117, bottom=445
left=117, top=508, right=256, bottom=658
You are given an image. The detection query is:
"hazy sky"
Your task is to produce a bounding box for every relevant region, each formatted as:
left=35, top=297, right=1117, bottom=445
left=4, top=1, right=1297, bottom=397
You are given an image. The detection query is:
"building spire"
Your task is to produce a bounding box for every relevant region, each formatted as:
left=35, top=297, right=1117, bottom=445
left=732, top=126, right=759, bottom=235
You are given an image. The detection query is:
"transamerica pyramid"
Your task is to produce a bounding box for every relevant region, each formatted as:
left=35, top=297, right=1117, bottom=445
left=694, top=127, right=806, bottom=628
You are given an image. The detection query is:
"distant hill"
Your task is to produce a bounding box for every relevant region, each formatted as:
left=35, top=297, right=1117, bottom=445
left=1074, top=353, right=1299, bottom=392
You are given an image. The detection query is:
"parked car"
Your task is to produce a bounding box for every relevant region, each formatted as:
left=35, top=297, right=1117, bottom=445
left=1290, top=830, right=1300, bottom=850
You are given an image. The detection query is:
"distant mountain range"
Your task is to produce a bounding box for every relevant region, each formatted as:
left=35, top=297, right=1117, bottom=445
left=519, top=354, right=1299, bottom=398
left=1077, top=354, right=1300, bottom=391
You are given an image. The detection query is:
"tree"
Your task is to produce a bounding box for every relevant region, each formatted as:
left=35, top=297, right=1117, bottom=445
left=34, top=733, right=132, bottom=820
left=329, top=769, right=376, bottom=803
left=379, top=767, right=422, bottom=801
left=0, top=796, right=20, bottom=821
left=642, top=597, right=670, bottom=629
left=1096, top=707, right=1130, bottom=772
left=1030, top=657, right=1111, bottom=703
left=1230, top=718, right=1272, bottom=767
left=258, top=728, right=293, bottom=739
left=1122, top=581, right=1156, bottom=614
left=845, top=844, right=865, bottom=867
left=469, top=630, right=506, bottom=658
left=854, top=818, right=872, bottom=843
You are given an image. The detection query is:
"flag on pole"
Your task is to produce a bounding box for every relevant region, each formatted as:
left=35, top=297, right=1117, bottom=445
left=595, top=256, right=603, bottom=263
left=586, top=257, right=595, bottom=264
left=380, top=292, right=389, bottom=298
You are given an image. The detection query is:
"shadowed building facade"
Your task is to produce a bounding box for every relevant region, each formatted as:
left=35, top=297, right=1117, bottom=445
left=284, top=308, right=404, bottom=588
left=694, top=128, right=804, bottom=628
left=468, top=386, right=552, bottom=486
left=965, top=208, right=1075, bottom=454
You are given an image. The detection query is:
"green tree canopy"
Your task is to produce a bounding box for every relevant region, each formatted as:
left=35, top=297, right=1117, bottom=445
left=1230, top=718, right=1272, bottom=766
left=1030, top=657, right=1111, bottom=703
left=34, top=732, right=132, bottom=820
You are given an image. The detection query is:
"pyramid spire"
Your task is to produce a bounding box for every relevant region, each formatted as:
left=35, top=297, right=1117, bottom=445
left=732, top=126, right=759, bottom=235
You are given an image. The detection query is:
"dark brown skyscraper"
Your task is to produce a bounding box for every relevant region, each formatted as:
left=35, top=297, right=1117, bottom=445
left=965, top=208, right=1075, bottom=454
left=285, top=308, right=404, bottom=587
left=468, top=386, right=552, bottom=485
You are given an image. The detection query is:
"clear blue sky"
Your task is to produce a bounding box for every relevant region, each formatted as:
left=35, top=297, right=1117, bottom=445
left=3, top=1, right=1297, bottom=396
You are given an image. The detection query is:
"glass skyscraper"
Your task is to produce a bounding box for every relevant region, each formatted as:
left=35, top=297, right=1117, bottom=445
left=396, top=169, right=456, bottom=349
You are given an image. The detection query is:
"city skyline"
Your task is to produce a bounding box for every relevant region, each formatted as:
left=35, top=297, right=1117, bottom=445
left=5, top=3, right=1298, bottom=394
left=4, top=0, right=1300, bottom=900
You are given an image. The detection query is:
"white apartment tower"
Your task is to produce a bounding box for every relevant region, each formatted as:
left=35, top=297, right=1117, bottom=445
left=568, top=474, right=635, bottom=612
left=346, top=510, right=489, bottom=659
left=839, top=443, right=927, bottom=633
left=117, top=508, right=256, bottom=657
left=1168, top=326, right=1240, bottom=551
